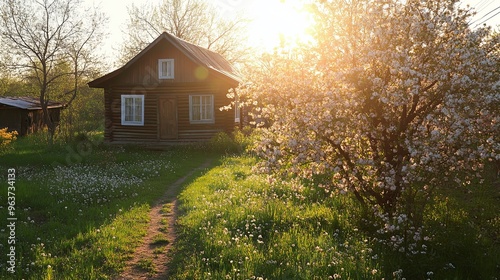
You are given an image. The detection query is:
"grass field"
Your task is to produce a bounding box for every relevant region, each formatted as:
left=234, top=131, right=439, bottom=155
left=0, top=133, right=217, bottom=279
left=1, top=133, right=498, bottom=279
left=170, top=156, right=500, bottom=279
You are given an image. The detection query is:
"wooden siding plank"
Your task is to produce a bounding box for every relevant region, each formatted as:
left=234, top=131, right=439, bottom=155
left=105, top=84, right=236, bottom=143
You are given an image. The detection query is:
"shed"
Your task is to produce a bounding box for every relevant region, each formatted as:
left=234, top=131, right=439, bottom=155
left=88, top=32, right=241, bottom=144
left=0, top=97, right=65, bottom=136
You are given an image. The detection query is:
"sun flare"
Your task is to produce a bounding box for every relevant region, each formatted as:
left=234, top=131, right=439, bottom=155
left=247, top=0, right=314, bottom=52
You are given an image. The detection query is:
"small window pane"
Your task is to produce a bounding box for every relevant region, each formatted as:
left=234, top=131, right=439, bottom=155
left=193, top=107, right=200, bottom=120
left=134, top=98, right=142, bottom=122
left=192, top=96, right=200, bottom=106
left=162, top=61, right=169, bottom=77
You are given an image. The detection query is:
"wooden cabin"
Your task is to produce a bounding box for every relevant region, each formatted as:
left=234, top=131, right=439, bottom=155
left=0, top=97, right=65, bottom=136
left=88, top=32, right=241, bottom=144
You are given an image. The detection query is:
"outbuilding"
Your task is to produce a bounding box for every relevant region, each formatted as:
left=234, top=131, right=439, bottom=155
left=88, top=32, right=241, bottom=143
left=0, top=97, right=65, bottom=136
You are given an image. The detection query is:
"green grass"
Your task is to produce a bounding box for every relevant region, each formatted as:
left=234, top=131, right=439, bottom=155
left=136, top=258, right=156, bottom=276
left=151, top=234, right=170, bottom=246
left=2, top=133, right=498, bottom=279
left=153, top=246, right=166, bottom=255
left=0, top=134, right=218, bottom=279
left=170, top=156, right=500, bottom=279
left=420, top=162, right=500, bottom=279
left=161, top=202, right=173, bottom=214
left=171, top=156, right=380, bottom=279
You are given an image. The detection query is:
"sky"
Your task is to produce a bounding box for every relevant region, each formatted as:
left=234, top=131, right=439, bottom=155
left=88, top=0, right=500, bottom=68
left=460, top=0, right=500, bottom=27
left=87, top=0, right=286, bottom=67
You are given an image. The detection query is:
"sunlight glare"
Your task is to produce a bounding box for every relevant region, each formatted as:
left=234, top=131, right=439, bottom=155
left=247, top=0, right=314, bottom=52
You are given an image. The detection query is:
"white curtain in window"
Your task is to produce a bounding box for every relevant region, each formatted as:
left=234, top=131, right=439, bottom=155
left=192, top=96, right=201, bottom=120
left=202, top=96, right=212, bottom=120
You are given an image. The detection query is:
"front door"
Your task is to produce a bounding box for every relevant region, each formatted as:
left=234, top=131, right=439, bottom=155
left=159, top=97, right=178, bottom=139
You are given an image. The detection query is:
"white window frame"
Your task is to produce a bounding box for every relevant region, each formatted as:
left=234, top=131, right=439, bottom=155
left=189, top=94, right=214, bottom=124
left=158, top=59, right=174, bottom=79
left=121, top=95, right=145, bottom=126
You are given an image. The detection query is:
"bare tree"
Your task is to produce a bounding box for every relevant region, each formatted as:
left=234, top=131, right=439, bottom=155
left=0, top=0, right=107, bottom=142
left=119, top=0, right=248, bottom=65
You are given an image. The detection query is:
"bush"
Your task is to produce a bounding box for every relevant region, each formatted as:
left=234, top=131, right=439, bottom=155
left=0, top=127, right=17, bottom=153
left=209, top=128, right=253, bottom=154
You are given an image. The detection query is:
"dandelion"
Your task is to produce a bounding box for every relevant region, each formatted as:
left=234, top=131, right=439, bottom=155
left=445, top=263, right=455, bottom=269
left=393, top=269, right=404, bottom=278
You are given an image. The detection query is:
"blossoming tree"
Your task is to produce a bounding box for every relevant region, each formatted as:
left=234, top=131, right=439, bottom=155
left=237, top=0, right=499, bottom=235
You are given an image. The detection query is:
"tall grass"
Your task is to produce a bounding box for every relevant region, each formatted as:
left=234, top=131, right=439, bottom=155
left=171, top=156, right=500, bottom=279
left=171, top=157, right=381, bottom=279
left=209, top=127, right=254, bottom=154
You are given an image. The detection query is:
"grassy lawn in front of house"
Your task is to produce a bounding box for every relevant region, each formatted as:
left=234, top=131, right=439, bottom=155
left=0, top=133, right=218, bottom=279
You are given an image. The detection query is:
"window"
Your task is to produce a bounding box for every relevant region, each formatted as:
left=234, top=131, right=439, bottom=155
left=189, top=95, right=214, bottom=124
left=158, top=59, right=174, bottom=79
left=121, top=95, right=144, bottom=126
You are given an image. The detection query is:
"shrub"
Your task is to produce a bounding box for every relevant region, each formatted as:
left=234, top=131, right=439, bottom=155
left=0, top=127, right=17, bottom=153
left=209, top=128, right=253, bottom=154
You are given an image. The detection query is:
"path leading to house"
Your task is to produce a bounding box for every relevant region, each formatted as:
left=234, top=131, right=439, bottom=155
left=116, top=159, right=213, bottom=280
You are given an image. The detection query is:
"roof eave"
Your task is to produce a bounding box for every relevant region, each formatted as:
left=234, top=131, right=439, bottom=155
left=88, top=68, right=123, bottom=88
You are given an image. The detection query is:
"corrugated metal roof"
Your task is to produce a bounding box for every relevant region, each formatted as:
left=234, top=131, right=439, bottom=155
left=88, top=32, right=241, bottom=88
left=0, top=97, right=65, bottom=110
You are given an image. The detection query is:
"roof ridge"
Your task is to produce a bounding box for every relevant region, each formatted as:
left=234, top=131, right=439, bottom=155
left=162, top=32, right=223, bottom=57
left=88, top=31, right=240, bottom=88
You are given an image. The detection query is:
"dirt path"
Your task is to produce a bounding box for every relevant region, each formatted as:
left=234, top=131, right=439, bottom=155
left=115, top=159, right=213, bottom=280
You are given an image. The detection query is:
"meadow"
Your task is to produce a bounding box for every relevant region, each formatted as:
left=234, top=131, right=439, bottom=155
left=0, top=133, right=216, bottom=279
left=0, top=133, right=498, bottom=279
left=170, top=156, right=500, bottom=279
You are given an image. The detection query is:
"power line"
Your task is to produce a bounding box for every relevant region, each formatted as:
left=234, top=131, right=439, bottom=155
left=475, top=0, right=491, bottom=12
left=469, top=5, right=500, bottom=26
left=474, top=9, right=500, bottom=27
left=475, top=0, right=494, bottom=13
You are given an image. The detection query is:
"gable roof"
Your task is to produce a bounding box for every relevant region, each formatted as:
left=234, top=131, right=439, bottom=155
left=0, top=97, right=65, bottom=110
left=88, top=32, right=240, bottom=88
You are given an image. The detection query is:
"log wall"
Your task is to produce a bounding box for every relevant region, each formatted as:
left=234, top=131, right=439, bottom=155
left=104, top=82, right=236, bottom=143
